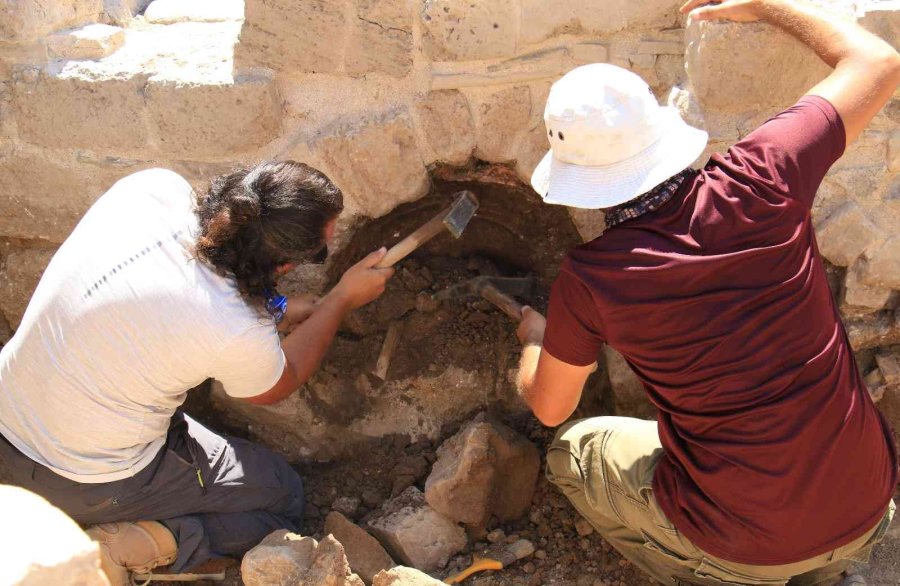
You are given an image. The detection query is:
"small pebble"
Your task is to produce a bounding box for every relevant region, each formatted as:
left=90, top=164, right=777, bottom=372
left=534, top=549, right=547, bottom=560
left=523, top=562, right=536, bottom=574
left=575, top=518, right=595, bottom=537
left=486, top=529, right=505, bottom=543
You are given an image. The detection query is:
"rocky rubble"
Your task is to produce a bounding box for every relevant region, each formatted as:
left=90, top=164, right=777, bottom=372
left=241, top=530, right=364, bottom=586
left=325, top=512, right=396, bottom=585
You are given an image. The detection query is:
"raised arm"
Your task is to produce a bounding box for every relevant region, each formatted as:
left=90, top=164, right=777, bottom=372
left=682, top=0, right=900, bottom=148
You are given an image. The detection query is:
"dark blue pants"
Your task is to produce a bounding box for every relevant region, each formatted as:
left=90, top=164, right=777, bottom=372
left=0, top=412, right=304, bottom=572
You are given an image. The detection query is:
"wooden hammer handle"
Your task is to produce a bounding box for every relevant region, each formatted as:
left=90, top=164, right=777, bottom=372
left=480, top=283, right=524, bottom=322
left=375, top=215, right=446, bottom=269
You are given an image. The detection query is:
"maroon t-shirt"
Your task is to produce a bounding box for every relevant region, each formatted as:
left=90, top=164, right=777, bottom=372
left=543, top=96, right=898, bottom=565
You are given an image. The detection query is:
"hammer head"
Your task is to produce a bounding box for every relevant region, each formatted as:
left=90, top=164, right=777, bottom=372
left=442, top=191, right=479, bottom=239
left=435, top=275, right=534, bottom=301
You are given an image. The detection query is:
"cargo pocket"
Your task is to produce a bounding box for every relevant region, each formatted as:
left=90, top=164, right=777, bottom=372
left=840, top=500, right=894, bottom=564
left=694, top=558, right=788, bottom=586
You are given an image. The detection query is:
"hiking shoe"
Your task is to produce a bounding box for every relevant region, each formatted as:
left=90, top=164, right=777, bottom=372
left=86, top=521, right=177, bottom=586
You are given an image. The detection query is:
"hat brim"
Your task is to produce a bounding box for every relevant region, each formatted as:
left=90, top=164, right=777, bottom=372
left=530, top=108, right=709, bottom=209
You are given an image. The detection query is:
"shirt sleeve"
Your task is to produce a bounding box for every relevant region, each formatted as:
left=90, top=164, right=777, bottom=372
left=723, top=95, right=846, bottom=210
left=210, top=322, right=286, bottom=398
left=542, top=266, right=606, bottom=367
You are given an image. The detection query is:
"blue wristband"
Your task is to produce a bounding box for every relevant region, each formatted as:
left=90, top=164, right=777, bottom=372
left=264, top=289, right=288, bottom=324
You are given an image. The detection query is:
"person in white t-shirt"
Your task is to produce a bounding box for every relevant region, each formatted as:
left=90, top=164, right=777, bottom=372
left=0, top=161, right=394, bottom=584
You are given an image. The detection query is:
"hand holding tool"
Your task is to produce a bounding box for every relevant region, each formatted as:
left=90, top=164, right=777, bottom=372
left=435, top=275, right=534, bottom=321
left=444, top=539, right=535, bottom=584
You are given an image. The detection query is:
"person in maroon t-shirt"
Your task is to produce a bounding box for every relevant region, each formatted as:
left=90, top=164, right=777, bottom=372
left=515, top=1, right=900, bottom=584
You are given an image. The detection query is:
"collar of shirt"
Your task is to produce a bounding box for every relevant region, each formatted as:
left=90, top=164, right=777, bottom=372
left=604, top=168, right=695, bottom=229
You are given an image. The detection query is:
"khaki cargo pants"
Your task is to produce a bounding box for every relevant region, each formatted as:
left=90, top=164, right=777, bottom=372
left=546, top=417, right=895, bottom=586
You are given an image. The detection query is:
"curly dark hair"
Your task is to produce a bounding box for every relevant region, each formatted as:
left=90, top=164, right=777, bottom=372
left=195, top=160, right=343, bottom=300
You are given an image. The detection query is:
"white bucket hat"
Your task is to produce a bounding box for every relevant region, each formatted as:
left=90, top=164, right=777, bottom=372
left=531, top=63, right=708, bottom=209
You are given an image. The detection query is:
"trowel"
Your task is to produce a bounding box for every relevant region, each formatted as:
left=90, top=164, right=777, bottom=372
left=435, top=275, right=535, bottom=321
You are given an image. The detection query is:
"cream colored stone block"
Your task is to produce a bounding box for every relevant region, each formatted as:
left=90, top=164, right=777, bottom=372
left=14, top=71, right=148, bottom=152
left=889, top=130, right=900, bottom=173
left=412, top=90, right=475, bottom=166
left=469, top=85, right=532, bottom=163
left=236, top=0, right=347, bottom=74
left=0, top=0, right=103, bottom=43
left=103, top=0, right=152, bottom=26
left=0, top=247, right=58, bottom=329
left=686, top=20, right=830, bottom=114
left=0, top=150, right=138, bottom=243
left=571, top=43, right=610, bottom=65
left=144, top=0, right=243, bottom=24
left=514, top=122, right=548, bottom=186
left=47, top=24, right=125, bottom=60
left=520, top=0, right=679, bottom=45
left=145, top=75, right=282, bottom=160
left=860, top=235, right=900, bottom=289
left=311, top=110, right=429, bottom=219
left=859, top=5, right=900, bottom=51
left=638, top=40, right=683, bottom=55
left=843, top=261, right=892, bottom=312
left=421, top=0, right=517, bottom=61
left=0, top=486, right=109, bottom=585
left=877, top=353, right=900, bottom=385
left=430, top=48, right=569, bottom=90
left=815, top=202, right=881, bottom=267
left=346, top=0, right=413, bottom=78
left=568, top=208, right=607, bottom=243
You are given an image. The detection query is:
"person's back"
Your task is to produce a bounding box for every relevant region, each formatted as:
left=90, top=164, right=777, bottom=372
left=546, top=97, right=897, bottom=562
left=0, top=168, right=283, bottom=482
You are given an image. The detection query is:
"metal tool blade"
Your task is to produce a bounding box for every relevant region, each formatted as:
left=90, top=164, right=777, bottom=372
left=442, top=191, right=479, bottom=239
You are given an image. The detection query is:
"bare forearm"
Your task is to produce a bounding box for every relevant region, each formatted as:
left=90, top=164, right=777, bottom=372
left=280, top=291, right=350, bottom=388
left=516, top=344, right=542, bottom=406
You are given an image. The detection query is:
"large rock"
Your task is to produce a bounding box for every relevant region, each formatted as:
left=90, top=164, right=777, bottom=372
left=815, top=202, right=882, bottom=267
left=372, top=566, right=444, bottom=586
left=345, top=0, right=413, bottom=78
left=325, top=512, right=395, bottom=585
left=468, top=85, right=532, bottom=163
left=144, top=0, right=243, bottom=24
left=310, top=109, right=429, bottom=218
left=368, top=487, right=466, bottom=573
left=103, top=0, right=152, bottom=26
left=686, top=19, right=830, bottom=114
left=0, top=0, right=103, bottom=43
left=0, top=247, right=58, bottom=329
left=424, top=413, right=540, bottom=531
left=846, top=313, right=900, bottom=352
left=412, top=90, right=476, bottom=166
left=242, top=530, right=365, bottom=586
left=519, top=0, right=680, bottom=45
left=605, top=347, right=657, bottom=419
left=421, top=0, right=517, bottom=61
left=236, top=0, right=347, bottom=74
left=0, top=485, right=108, bottom=586
left=842, top=261, right=892, bottom=313
left=860, top=236, right=900, bottom=290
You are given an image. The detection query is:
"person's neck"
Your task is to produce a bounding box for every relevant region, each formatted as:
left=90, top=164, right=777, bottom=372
left=604, top=169, right=694, bottom=229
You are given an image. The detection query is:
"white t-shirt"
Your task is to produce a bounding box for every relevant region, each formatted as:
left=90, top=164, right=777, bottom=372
left=0, top=169, right=286, bottom=483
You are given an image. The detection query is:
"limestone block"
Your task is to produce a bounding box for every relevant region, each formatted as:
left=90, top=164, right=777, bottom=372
left=846, top=313, right=900, bottom=352
left=421, top=0, right=517, bottom=61
left=144, top=0, right=243, bottom=24
left=0, top=486, right=108, bottom=585
left=605, top=347, right=657, bottom=419
left=311, top=110, right=429, bottom=219
left=368, top=487, right=466, bottom=572
left=424, top=413, right=540, bottom=530
left=413, top=90, right=475, bottom=166
left=236, top=0, right=347, bottom=74
left=0, top=247, right=58, bottom=329
left=571, top=43, right=610, bottom=66
left=326, top=512, right=395, bottom=585
left=103, top=0, right=152, bottom=26
left=0, top=0, right=103, bottom=43
left=469, top=85, right=532, bottom=163
left=14, top=71, right=148, bottom=152
left=430, top=48, right=569, bottom=90
left=889, top=131, right=900, bottom=174
left=860, top=236, right=900, bottom=289
left=346, top=0, right=413, bottom=78
left=686, top=20, right=830, bottom=114
left=0, top=151, right=135, bottom=243
left=843, top=261, right=892, bottom=313
left=877, top=353, right=900, bottom=386
left=519, top=0, right=679, bottom=45
left=47, top=24, right=124, bottom=60
left=145, top=75, right=282, bottom=160
left=638, top=40, right=683, bottom=55
left=514, top=123, right=549, bottom=187
left=242, top=531, right=365, bottom=586
left=373, top=566, right=444, bottom=586
left=815, top=202, right=881, bottom=267
left=568, top=208, right=607, bottom=243
left=859, top=5, right=900, bottom=51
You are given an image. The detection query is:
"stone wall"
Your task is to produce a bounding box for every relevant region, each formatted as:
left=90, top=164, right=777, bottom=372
left=0, top=1, right=898, bottom=452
